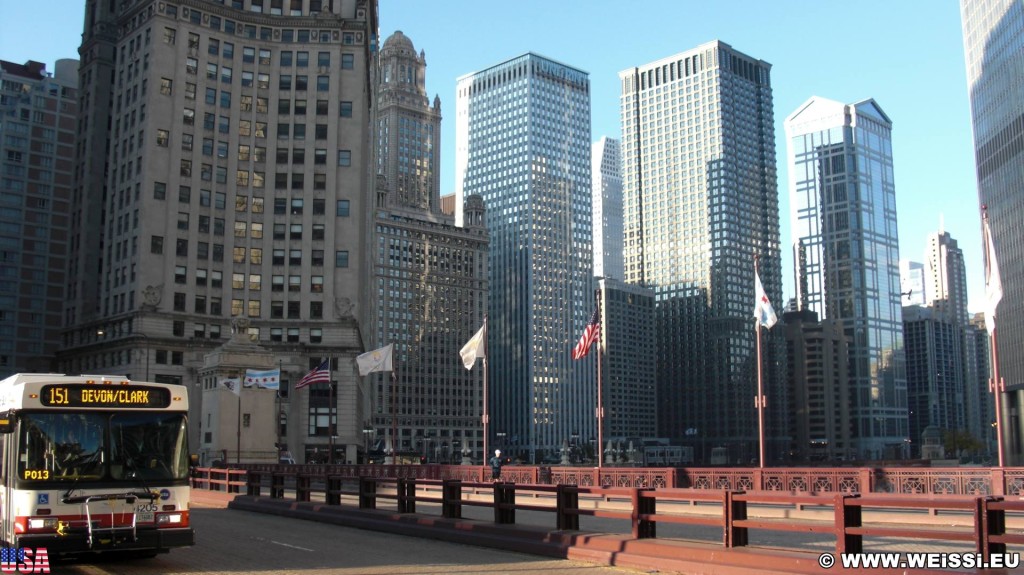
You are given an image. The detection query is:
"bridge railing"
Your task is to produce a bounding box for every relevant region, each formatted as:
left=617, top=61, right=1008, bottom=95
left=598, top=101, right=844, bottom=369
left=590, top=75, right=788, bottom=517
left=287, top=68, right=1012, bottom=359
left=221, top=463, right=1024, bottom=495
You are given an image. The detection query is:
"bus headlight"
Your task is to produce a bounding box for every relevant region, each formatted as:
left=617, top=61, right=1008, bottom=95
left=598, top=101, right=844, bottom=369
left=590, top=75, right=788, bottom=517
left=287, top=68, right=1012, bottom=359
left=27, top=517, right=58, bottom=531
left=155, top=511, right=188, bottom=527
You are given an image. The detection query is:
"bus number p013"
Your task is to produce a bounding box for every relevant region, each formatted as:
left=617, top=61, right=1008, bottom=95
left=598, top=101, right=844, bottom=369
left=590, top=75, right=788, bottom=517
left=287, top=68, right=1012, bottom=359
left=23, top=469, right=50, bottom=480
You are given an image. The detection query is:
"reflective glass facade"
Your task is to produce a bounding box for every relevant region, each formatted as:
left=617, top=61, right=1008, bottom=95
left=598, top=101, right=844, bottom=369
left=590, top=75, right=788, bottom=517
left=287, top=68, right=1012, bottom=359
left=592, top=137, right=623, bottom=280
left=619, top=41, right=784, bottom=464
left=961, top=0, right=1024, bottom=464
left=786, top=97, right=908, bottom=460
left=455, top=53, right=592, bottom=463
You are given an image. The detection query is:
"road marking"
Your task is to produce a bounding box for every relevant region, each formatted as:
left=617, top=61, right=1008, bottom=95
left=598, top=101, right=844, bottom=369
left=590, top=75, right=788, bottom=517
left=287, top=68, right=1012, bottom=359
left=251, top=535, right=315, bottom=552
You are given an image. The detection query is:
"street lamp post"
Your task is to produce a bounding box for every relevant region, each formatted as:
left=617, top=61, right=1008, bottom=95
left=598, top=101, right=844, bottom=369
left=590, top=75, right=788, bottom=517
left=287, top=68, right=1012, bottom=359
left=362, top=425, right=375, bottom=463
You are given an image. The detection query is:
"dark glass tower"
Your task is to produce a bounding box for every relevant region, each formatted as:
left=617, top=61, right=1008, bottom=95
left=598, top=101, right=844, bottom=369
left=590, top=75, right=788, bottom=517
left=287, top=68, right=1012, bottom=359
left=620, top=41, right=784, bottom=464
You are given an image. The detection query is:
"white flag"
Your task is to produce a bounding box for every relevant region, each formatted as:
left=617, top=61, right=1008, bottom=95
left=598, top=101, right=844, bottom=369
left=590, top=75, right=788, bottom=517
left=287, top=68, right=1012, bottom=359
left=984, top=215, right=1002, bottom=333
left=460, top=321, right=486, bottom=370
left=357, top=344, right=394, bottom=376
left=220, top=377, right=242, bottom=396
left=754, top=269, right=778, bottom=329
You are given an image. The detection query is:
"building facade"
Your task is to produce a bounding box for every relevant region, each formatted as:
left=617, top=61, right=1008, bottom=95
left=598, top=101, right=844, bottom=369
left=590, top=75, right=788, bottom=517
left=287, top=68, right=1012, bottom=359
left=455, top=53, right=593, bottom=463
left=370, top=31, right=489, bottom=463
left=781, top=309, right=851, bottom=462
left=924, top=230, right=969, bottom=326
left=592, top=136, right=623, bottom=280
left=899, top=260, right=927, bottom=307
left=903, top=305, right=965, bottom=456
left=64, top=0, right=379, bottom=463
left=0, top=59, right=77, bottom=378
left=785, top=96, right=908, bottom=460
left=598, top=278, right=656, bottom=440
left=619, top=41, right=785, bottom=464
left=961, top=0, right=1024, bottom=464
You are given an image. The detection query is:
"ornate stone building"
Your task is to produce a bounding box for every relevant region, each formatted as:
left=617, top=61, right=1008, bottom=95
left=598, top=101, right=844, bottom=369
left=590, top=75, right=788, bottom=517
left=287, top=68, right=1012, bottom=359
left=369, top=31, right=488, bottom=462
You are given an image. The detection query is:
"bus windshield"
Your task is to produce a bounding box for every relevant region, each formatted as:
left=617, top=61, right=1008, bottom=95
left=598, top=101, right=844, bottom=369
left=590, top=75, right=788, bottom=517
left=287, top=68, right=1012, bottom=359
left=18, top=412, right=189, bottom=483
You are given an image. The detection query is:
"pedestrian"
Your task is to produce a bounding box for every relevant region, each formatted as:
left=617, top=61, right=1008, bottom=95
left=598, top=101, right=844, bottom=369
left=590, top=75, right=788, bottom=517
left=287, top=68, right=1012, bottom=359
left=489, top=449, right=503, bottom=481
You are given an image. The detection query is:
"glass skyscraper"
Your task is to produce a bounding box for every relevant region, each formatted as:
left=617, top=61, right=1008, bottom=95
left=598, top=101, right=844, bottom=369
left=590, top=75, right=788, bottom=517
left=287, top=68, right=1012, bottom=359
left=961, top=0, right=1024, bottom=464
left=785, top=96, right=908, bottom=460
left=592, top=136, right=623, bottom=280
left=619, top=41, right=785, bottom=464
left=455, top=53, right=592, bottom=463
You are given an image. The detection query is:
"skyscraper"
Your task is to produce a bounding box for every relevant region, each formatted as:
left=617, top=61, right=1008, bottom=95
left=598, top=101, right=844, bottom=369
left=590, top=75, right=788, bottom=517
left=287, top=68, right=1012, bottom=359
left=455, top=53, right=592, bottom=463
left=899, top=260, right=927, bottom=307
left=592, top=136, right=623, bottom=280
left=924, top=229, right=969, bottom=326
left=371, top=31, right=489, bottom=463
left=64, top=0, right=379, bottom=462
left=598, top=278, right=656, bottom=440
left=619, top=41, right=785, bottom=463
left=903, top=305, right=965, bottom=454
left=0, top=59, right=77, bottom=378
left=961, top=0, right=1024, bottom=464
left=785, top=96, right=908, bottom=460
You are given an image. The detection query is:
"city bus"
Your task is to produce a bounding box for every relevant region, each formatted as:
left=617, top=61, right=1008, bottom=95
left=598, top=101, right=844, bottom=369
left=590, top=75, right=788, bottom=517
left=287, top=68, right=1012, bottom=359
left=0, top=373, right=195, bottom=557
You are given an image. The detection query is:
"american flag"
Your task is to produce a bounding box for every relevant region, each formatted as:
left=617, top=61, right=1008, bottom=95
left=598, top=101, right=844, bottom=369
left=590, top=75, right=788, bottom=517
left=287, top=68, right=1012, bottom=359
left=572, top=304, right=601, bottom=360
left=295, top=359, right=331, bottom=390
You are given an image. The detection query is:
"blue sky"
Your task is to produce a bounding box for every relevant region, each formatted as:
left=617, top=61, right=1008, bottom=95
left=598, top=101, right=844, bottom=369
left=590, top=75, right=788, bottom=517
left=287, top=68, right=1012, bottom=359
left=1, top=1, right=985, bottom=312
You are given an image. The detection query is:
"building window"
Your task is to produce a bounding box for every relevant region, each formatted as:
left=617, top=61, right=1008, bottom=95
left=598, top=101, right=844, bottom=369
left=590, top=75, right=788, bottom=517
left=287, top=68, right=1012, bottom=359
left=339, top=101, right=353, bottom=117
left=341, top=54, right=354, bottom=69
left=151, top=236, right=163, bottom=254
left=310, top=328, right=322, bottom=343
left=337, top=150, right=351, bottom=166
left=154, top=182, right=166, bottom=200
left=335, top=250, right=349, bottom=268
left=173, top=293, right=186, bottom=312
left=160, top=78, right=172, bottom=95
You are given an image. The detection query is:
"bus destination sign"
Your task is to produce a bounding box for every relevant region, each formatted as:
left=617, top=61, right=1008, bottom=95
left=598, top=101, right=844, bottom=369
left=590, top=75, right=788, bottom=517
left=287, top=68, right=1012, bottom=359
left=39, top=385, right=172, bottom=409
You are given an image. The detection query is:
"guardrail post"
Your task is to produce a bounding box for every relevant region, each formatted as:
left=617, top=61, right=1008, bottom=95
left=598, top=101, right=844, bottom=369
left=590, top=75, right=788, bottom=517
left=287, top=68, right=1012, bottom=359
left=723, top=490, right=747, bottom=547
left=296, top=473, right=311, bottom=502
left=397, top=478, right=416, bottom=513
left=979, top=496, right=1006, bottom=557
left=556, top=484, right=579, bottom=531
left=228, top=470, right=243, bottom=493
left=270, top=473, right=285, bottom=499
left=359, top=476, right=377, bottom=509
left=326, top=475, right=342, bottom=505
left=494, top=482, right=515, bottom=524
left=442, top=479, right=462, bottom=519
left=834, top=493, right=862, bottom=554
left=632, top=488, right=656, bottom=539
left=246, top=471, right=262, bottom=497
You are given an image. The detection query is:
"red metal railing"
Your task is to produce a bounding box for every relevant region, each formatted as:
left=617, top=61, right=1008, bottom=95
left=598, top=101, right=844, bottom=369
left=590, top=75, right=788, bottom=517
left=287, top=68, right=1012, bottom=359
left=227, top=463, right=1024, bottom=495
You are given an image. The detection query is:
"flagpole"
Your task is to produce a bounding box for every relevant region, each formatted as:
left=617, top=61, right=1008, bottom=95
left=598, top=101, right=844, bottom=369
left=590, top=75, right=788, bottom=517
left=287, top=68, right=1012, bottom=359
left=329, top=375, right=335, bottom=465
left=755, top=256, right=765, bottom=469
left=236, top=388, right=242, bottom=466
left=596, top=288, right=604, bottom=469
left=479, top=315, right=487, bottom=462
left=983, top=207, right=1005, bottom=467
left=390, top=368, right=398, bottom=463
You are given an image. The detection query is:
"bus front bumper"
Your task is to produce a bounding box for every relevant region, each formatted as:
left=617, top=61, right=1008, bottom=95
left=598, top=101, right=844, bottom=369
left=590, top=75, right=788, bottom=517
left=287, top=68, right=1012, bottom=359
left=16, top=526, right=195, bottom=555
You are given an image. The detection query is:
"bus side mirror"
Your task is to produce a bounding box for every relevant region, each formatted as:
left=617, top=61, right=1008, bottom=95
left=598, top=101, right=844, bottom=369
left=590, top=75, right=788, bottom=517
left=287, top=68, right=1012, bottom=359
left=0, top=412, right=14, bottom=433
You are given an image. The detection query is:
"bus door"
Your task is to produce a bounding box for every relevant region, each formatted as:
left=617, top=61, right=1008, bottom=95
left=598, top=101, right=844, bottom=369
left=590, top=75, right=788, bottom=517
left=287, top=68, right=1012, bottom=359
left=0, top=417, right=16, bottom=545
